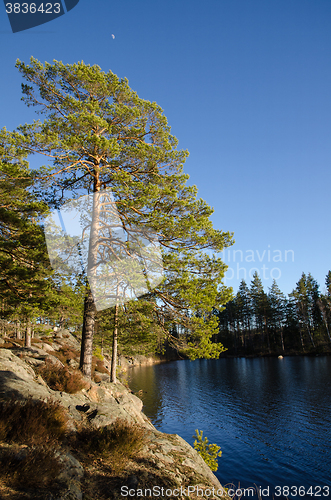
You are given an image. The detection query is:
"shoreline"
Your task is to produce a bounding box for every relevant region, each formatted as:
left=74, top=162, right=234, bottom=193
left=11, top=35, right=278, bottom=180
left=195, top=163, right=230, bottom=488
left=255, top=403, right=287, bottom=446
left=0, top=333, right=229, bottom=500
left=117, top=349, right=331, bottom=373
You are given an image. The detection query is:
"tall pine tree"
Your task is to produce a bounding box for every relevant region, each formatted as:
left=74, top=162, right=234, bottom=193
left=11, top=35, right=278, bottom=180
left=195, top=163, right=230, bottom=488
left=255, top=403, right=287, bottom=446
left=11, top=58, right=234, bottom=379
left=268, top=279, right=286, bottom=351
left=250, top=272, right=270, bottom=352
left=0, top=129, right=56, bottom=343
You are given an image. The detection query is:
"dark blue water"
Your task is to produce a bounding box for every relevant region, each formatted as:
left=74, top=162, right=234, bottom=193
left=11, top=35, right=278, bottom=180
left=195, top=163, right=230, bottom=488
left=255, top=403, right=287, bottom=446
left=127, top=357, right=331, bottom=499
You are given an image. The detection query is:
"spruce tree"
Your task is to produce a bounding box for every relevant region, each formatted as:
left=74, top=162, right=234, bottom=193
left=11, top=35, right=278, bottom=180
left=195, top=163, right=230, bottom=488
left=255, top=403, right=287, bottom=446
left=317, top=271, right=331, bottom=343
left=250, top=272, right=270, bottom=351
left=236, top=280, right=252, bottom=352
left=290, top=272, right=321, bottom=348
left=325, top=271, right=331, bottom=297
left=268, top=280, right=286, bottom=351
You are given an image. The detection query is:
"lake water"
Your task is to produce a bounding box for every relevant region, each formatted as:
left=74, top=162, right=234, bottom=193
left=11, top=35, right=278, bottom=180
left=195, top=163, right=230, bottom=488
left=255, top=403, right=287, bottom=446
left=127, top=357, right=331, bottom=499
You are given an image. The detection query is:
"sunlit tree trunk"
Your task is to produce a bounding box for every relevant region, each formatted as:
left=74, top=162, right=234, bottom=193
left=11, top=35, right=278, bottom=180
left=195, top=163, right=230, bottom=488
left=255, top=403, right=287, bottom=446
left=264, top=315, right=271, bottom=353
left=323, top=318, right=331, bottom=343
left=80, top=289, right=96, bottom=378
left=298, top=326, right=304, bottom=349
left=25, top=321, right=31, bottom=348
left=317, top=298, right=331, bottom=344
left=306, top=321, right=315, bottom=348
left=16, top=320, right=21, bottom=340
left=79, top=174, right=101, bottom=379
left=110, top=284, right=120, bottom=383
left=280, top=326, right=285, bottom=352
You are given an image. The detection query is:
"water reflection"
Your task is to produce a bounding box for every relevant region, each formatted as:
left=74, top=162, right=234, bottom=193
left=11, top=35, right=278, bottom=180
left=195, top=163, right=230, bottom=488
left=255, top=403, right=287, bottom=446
left=127, top=357, right=331, bottom=498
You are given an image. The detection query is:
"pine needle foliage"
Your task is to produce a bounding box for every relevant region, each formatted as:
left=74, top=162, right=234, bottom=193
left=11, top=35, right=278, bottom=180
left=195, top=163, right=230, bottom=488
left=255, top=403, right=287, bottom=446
left=5, top=58, right=234, bottom=376
left=193, top=429, right=222, bottom=472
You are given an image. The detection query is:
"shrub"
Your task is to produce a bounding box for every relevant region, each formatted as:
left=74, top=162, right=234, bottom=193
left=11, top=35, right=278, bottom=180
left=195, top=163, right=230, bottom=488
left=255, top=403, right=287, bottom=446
left=90, top=356, right=109, bottom=382
left=53, top=346, right=80, bottom=365
left=193, top=429, right=222, bottom=472
left=0, top=445, right=63, bottom=489
left=37, top=359, right=89, bottom=394
left=0, top=398, right=68, bottom=446
left=93, top=346, right=104, bottom=360
left=0, top=420, right=7, bottom=442
left=76, top=419, right=145, bottom=473
left=1, top=342, right=16, bottom=349
left=93, top=372, right=102, bottom=383
left=95, top=358, right=109, bottom=374
left=41, top=335, right=53, bottom=341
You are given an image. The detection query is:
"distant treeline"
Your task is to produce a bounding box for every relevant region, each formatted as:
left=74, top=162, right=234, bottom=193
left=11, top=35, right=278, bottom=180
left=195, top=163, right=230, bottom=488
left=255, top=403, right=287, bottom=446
left=213, top=271, right=331, bottom=356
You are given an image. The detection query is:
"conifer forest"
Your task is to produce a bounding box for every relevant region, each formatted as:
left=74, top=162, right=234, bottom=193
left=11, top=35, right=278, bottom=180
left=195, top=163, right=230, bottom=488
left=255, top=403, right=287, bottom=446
left=1, top=58, right=330, bottom=369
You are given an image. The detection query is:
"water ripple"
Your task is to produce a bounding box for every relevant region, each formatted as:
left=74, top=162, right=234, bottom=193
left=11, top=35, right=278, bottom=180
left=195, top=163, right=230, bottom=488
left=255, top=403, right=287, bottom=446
left=128, top=357, right=331, bottom=497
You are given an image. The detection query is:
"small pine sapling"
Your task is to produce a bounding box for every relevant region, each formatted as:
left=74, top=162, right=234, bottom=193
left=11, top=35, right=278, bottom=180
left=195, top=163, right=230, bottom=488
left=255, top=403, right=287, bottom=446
left=193, top=429, right=222, bottom=472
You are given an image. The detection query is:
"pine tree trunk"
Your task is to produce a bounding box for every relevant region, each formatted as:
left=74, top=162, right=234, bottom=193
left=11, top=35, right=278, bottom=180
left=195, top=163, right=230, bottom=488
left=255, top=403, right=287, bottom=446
left=25, top=321, right=31, bottom=348
left=280, top=326, right=285, bottom=352
left=80, top=289, right=96, bottom=379
left=317, top=299, right=331, bottom=344
left=0, top=300, right=4, bottom=336
left=247, top=319, right=252, bottom=350
left=259, top=318, right=265, bottom=350
left=79, top=175, right=101, bottom=379
left=237, top=322, right=243, bottom=351
left=16, top=320, right=21, bottom=340
left=306, top=323, right=315, bottom=348
left=324, top=319, right=331, bottom=344
left=110, top=294, right=119, bottom=383
left=265, top=324, right=271, bottom=353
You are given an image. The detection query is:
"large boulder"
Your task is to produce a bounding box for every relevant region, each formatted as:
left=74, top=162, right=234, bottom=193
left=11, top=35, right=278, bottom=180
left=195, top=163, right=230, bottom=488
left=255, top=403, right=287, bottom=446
left=0, top=347, right=228, bottom=499
left=0, top=348, right=52, bottom=401
left=0, top=349, right=152, bottom=429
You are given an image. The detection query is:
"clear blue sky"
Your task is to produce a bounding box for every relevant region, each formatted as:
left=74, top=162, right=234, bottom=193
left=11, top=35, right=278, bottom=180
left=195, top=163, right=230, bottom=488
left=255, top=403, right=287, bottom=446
left=1, top=0, right=330, bottom=297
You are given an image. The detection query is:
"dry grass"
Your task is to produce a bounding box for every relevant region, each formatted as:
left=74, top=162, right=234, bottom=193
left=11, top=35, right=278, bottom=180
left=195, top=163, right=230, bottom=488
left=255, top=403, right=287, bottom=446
left=0, top=445, right=63, bottom=489
left=0, top=338, right=44, bottom=349
left=53, top=346, right=80, bottom=365
left=93, top=373, right=103, bottom=383
left=75, top=419, right=145, bottom=473
left=37, top=359, right=89, bottom=393
left=1, top=342, right=18, bottom=349
left=0, top=399, right=70, bottom=497
left=0, top=397, right=68, bottom=446
left=92, top=358, right=110, bottom=383
left=80, top=461, right=181, bottom=500
left=95, top=358, right=109, bottom=374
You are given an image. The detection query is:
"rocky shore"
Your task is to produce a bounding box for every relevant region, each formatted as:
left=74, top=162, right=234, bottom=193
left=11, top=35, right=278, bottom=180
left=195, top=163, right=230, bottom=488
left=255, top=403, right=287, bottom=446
left=0, top=331, right=228, bottom=500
